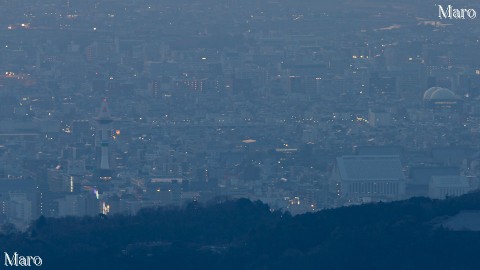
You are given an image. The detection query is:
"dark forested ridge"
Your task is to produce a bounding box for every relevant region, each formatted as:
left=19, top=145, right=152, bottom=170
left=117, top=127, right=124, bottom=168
left=3, top=194, right=480, bottom=270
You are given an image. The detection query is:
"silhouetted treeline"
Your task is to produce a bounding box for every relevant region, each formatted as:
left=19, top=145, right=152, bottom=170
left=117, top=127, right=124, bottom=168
left=3, top=194, right=480, bottom=269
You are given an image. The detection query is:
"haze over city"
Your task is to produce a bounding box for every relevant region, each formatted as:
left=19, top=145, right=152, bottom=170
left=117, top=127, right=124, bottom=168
left=1, top=0, right=480, bottom=269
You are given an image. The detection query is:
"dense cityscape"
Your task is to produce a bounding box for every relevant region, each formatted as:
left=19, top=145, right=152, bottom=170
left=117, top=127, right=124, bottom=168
left=0, top=0, right=480, bottom=230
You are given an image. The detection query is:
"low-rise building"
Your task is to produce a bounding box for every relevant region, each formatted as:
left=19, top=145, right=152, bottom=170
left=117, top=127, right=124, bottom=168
left=330, top=155, right=406, bottom=204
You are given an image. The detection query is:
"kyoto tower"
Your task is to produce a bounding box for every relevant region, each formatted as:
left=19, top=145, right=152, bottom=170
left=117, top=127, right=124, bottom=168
left=94, top=98, right=114, bottom=180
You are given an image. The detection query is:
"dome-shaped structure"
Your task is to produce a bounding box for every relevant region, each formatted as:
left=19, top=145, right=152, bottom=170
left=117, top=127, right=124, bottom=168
left=423, top=87, right=442, bottom=100
left=423, top=87, right=456, bottom=101
left=423, top=87, right=461, bottom=110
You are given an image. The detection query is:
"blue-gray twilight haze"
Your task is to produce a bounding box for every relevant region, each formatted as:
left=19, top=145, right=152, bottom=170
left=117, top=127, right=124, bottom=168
left=0, top=0, right=480, bottom=269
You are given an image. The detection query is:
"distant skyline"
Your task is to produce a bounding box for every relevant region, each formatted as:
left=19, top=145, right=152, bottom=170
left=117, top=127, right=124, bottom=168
left=0, top=0, right=479, bottom=228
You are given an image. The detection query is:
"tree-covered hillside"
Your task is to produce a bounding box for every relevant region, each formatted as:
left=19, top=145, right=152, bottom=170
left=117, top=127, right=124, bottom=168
left=3, top=193, right=480, bottom=270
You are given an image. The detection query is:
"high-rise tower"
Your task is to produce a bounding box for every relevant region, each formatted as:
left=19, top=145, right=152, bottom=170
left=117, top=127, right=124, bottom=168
left=94, top=98, right=113, bottom=180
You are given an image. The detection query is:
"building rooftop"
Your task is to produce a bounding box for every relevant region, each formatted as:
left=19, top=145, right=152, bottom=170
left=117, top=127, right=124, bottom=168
left=423, top=87, right=457, bottom=101
left=336, top=155, right=404, bottom=181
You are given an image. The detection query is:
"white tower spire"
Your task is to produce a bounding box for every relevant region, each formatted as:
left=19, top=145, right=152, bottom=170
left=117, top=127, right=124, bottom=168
left=94, top=98, right=114, bottom=179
